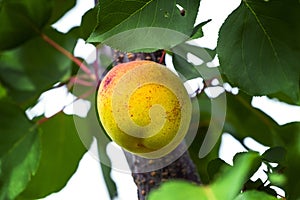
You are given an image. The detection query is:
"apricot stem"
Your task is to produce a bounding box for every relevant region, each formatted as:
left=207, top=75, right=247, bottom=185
left=159, top=50, right=166, bottom=64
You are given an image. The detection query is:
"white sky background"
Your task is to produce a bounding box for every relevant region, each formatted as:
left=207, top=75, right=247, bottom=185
left=39, top=0, right=300, bottom=199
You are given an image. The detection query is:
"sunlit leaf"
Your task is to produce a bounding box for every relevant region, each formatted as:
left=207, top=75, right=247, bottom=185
left=149, top=152, right=261, bottom=200
left=211, top=152, right=261, bottom=199
left=234, top=190, right=278, bottom=200
left=268, top=173, right=287, bottom=187
left=148, top=180, right=204, bottom=200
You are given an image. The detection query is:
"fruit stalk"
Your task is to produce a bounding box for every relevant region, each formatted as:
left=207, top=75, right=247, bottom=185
left=113, top=50, right=201, bottom=200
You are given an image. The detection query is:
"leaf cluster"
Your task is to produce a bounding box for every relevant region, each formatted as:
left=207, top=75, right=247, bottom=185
left=0, top=0, right=300, bottom=199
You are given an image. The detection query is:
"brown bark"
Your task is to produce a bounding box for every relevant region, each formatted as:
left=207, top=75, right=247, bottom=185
left=113, top=50, right=201, bottom=200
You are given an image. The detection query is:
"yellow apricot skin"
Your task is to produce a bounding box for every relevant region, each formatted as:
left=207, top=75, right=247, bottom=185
left=97, top=60, right=192, bottom=158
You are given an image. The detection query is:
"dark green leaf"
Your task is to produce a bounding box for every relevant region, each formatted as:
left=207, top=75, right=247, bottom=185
left=225, top=92, right=282, bottom=147
left=88, top=0, right=200, bottom=52
left=217, top=0, right=300, bottom=102
left=268, top=91, right=300, bottom=106
left=0, top=0, right=52, bottom=50
left=0, top=99, right=41, bottom=200
left=172, top=43, right=217, bottom=81
left=79, top=7, right=98, bottom=40
left=188, top=94, right=221, bottom=184
left=100, top=164, right=117, bottom=198
left=234, top=190, right=278, bottom=200
left=243, top=179, right=264, bottom=191
left=0, top=28, right=77, bottom=104
left=172, top=53, right=201, bottom=80
left=48, top=0, right=76, bottom=24
left=97, top=130, right=117, bottom=198
left=18, top=113, right=87, bottom=199
left=72, top=85, right=117, bottom=199
left=262, top=146, right=286, bottom=164
left=189, top=127, right=221, bottom=184
left=278, top=122, right=300, bottom=199
left=96, top=105, right=117, bottom=198
left=190, top=19, right=211, bottom=39
left=207, top=158, right=230, bottom=182
left=243, top=180, right=278, bottom=197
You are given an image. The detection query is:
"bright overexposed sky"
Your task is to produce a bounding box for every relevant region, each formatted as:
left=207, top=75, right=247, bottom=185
left=37, top=0, right=300, bottom=199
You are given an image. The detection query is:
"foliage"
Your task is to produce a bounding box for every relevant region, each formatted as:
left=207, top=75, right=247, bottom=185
left=0, top=0, right=299, bottom=199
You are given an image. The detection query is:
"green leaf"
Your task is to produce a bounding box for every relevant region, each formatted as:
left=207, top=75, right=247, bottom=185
left=0, top=0, right=77, bottom=50
left=71, top=86, right=117, bottom=199
left=211, top=152, right=261, bottom=200
left=100, top=163, right=117, bottom=198
left=234, top=190, right=278, bottom=200
left=207, top=158, right=230, bottom=182
left=188, top=94, right=222, bottom=184
left=172, top=43, right=217, bottom=81
left=278, top=122, right=300, bottom=199
left=79, top=7, right=98, bottom=40
left=233, top=152, right=262, bottom=181
left=268, top=91, right=300, bottom=106
left=149, top=152, right=261, bottom=200
left=0, top=0, right=52, bottom=50
left=148, top=180, right=204, bottom=200
left=262, top=146, right=286, bottom=164
left=18, top=113, right=87, bottom=199
left=268, top=173, right=287, bottom=187
left=0, top=99, right=41, bottom=200
left=217, top=0, right=300, bottom=102
left=0, top=28, right=77, bottom=104
left=225, top=92, right=282, bottom=147
left=172, top=53, right=201, bottom=80
left=48, top=0, right=76, bottom=24
left=97, top=128, right=117, bottom=198
left=88, top=0, right=200, bottom=52
left=96, top=108, right=117, bottom=198
left=190, top=19, right=211, bottom=40
left=189, top=127, right=222, bottom=184
left=0, top=84, right=7, bottom=99
left=243, top=179, right=264, bottom=191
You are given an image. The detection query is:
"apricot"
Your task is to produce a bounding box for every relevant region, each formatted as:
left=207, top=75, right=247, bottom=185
left=97, top=60, right=191, bottom=158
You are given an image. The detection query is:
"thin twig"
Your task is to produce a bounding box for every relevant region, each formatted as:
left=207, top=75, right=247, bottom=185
left=35, top=87, right=97, bottom=126
left=40, top=33, right=92, bottom=76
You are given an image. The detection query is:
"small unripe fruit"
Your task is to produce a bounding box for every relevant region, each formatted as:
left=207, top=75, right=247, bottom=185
left=97, top=60, right=191, bottom=158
